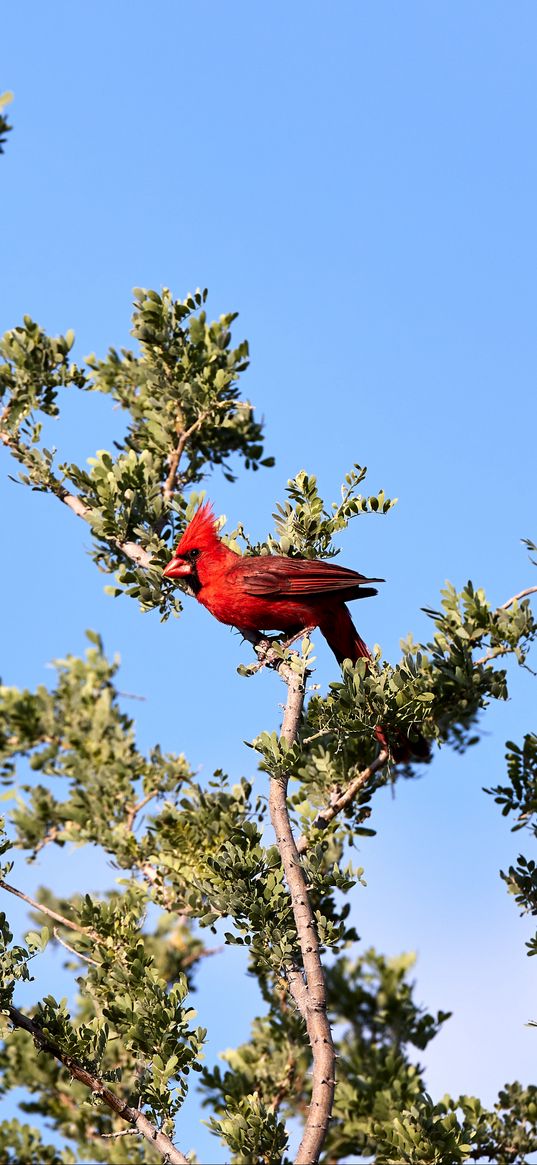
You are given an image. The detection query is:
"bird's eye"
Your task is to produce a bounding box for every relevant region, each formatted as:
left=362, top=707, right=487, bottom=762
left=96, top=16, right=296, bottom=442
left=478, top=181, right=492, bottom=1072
left=189, top=548, right=200, bottom=560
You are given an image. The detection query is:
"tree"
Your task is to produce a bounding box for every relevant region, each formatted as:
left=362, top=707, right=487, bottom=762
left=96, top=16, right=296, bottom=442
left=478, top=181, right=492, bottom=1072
left=0, top=91, right=13, bottom=155
left=0, top=283, right=536, bottom=1165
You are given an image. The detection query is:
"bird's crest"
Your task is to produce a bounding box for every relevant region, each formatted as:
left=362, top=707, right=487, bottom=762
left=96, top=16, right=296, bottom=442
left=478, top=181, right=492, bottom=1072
left=174, top=502, right=219, bottom=554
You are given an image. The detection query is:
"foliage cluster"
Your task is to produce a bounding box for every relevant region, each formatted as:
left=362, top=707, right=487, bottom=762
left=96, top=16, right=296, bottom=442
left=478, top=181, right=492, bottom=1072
left=0, top=287, right=536, bottom=1163
left=0, top=91, right=12, bottom=154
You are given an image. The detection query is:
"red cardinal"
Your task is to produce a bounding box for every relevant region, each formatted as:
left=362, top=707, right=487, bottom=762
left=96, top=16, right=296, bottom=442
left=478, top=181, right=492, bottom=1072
left=163, top=503, right=428, bottom=760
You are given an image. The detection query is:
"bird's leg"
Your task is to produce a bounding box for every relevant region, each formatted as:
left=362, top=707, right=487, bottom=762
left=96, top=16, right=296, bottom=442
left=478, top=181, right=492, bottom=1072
left=278, top=625, right=316, bottom=652
left=252, top=626, right=316, bottom=670
left=238, top=629, right=278, bottom=674
left=239, top=627, right=315, bottom=675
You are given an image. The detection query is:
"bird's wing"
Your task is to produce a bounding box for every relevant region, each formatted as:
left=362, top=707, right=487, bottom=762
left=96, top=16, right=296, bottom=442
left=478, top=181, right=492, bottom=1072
left=237, top=555, right=383, bottom=598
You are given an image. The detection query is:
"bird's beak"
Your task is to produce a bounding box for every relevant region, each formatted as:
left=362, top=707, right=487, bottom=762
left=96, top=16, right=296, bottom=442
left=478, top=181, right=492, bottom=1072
left=163, top=557, right=192, bottom=580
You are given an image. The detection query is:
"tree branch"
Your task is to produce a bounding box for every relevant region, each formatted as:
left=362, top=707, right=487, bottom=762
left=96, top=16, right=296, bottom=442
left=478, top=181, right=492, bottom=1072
left=499, top=586, right=537, bottom=609
left=473, top=586, right=537, bottom=665
left=240, top=630, right=299, bottom=679
left=0, top=879, right=93, bottom=939
left=52, top=928, right=99, bottom=966
left=474, top=644, right=512, bottom=667
left=180, top=943, right=223, bottom=970
left=259, top=647, right=335, bottom=1165
left=162, top=407, right=212, bottom=501
left=53, top=479, right=151, bottom=568
left=296, top=750, right=389, bottom=856
left=246, top=634, right=391, bottom=1159
left=7, top=1005, right=189, bottom=1165
left=0, top=426, right=152, bottom=569
left=125, top=790, right=159, bottom=833
left=100, top=1128, right=138, bottom=1139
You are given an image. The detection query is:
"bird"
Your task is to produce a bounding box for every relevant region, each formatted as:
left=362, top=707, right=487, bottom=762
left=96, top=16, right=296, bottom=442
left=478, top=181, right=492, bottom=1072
left=163, top=502, right=428, bottom=761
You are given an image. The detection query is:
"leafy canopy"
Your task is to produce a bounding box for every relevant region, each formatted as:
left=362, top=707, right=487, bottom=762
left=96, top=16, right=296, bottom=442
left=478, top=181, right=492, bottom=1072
left=0, top=288, right=536, bottom=1163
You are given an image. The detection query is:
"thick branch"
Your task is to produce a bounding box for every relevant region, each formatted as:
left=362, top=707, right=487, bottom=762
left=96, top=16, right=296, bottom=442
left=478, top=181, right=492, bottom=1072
left=247, top=635, right=391, bottom=1159
left=265, top=658, right=335, bottom=1165
left=54, top=480, right=151, bottom=567
left=270, top=773, right=335, bottom=1165
left=296, top=750, right=389, bottom=856
left=7, top=1005, right=189, bottom=1164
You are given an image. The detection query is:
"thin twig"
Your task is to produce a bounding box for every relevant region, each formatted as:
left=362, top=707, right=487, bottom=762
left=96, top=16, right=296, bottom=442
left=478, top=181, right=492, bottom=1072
left=33, top=824, right=60, bottom=856
left=0, top=427, right=151, bottom=569
left=268, top=1051, right=299, bottom=1113
left=7, top=1005, right=189, bottom=1165
left=0, top=879, right=93, bottom=938
left=473, top=586, right=537, bottom=665
left=474, top=645, right=512, bottom=667
left=295, top=750, right=389, bottom=856
left=137, top=861, right=188, bottom=913
left=162, top=408, right=213, bottom=501
left=100, top=1128, right=139, bottom=1139
left=162, top=399, right=250, bottom=502
left=52, top=928, right=99, bottom=966
left=499, top=586, right=537, bottom=609
left=180, top=944, right=223, bottom=970
left=125, top=790, right=159, bottom=833
left=302, top=727, right=332, bottom=747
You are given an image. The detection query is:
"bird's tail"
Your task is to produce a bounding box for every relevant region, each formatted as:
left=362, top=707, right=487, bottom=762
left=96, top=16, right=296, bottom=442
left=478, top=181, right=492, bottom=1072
left=319, top=604, right=429, bottom=763
left=318, top=603, right=371, bottom=664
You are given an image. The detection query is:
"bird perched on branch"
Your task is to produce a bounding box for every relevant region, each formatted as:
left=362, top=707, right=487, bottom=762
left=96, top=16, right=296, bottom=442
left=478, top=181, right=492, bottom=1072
left=163, top=502, right=428, bottom=761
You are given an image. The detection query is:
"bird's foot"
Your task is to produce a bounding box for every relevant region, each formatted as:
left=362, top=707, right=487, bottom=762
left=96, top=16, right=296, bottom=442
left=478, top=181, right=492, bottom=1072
left=237, top=627, right=316, bottom=679
left=278, top=625, right=316, bottom=652
left=238, top=628, right=310, bottom=676
left=237, top=631, right=280, bottom=675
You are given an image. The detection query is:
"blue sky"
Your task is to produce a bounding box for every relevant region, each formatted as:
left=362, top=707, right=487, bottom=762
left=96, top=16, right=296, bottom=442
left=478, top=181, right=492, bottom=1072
left=1, top=2, right=537, bottom=1161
